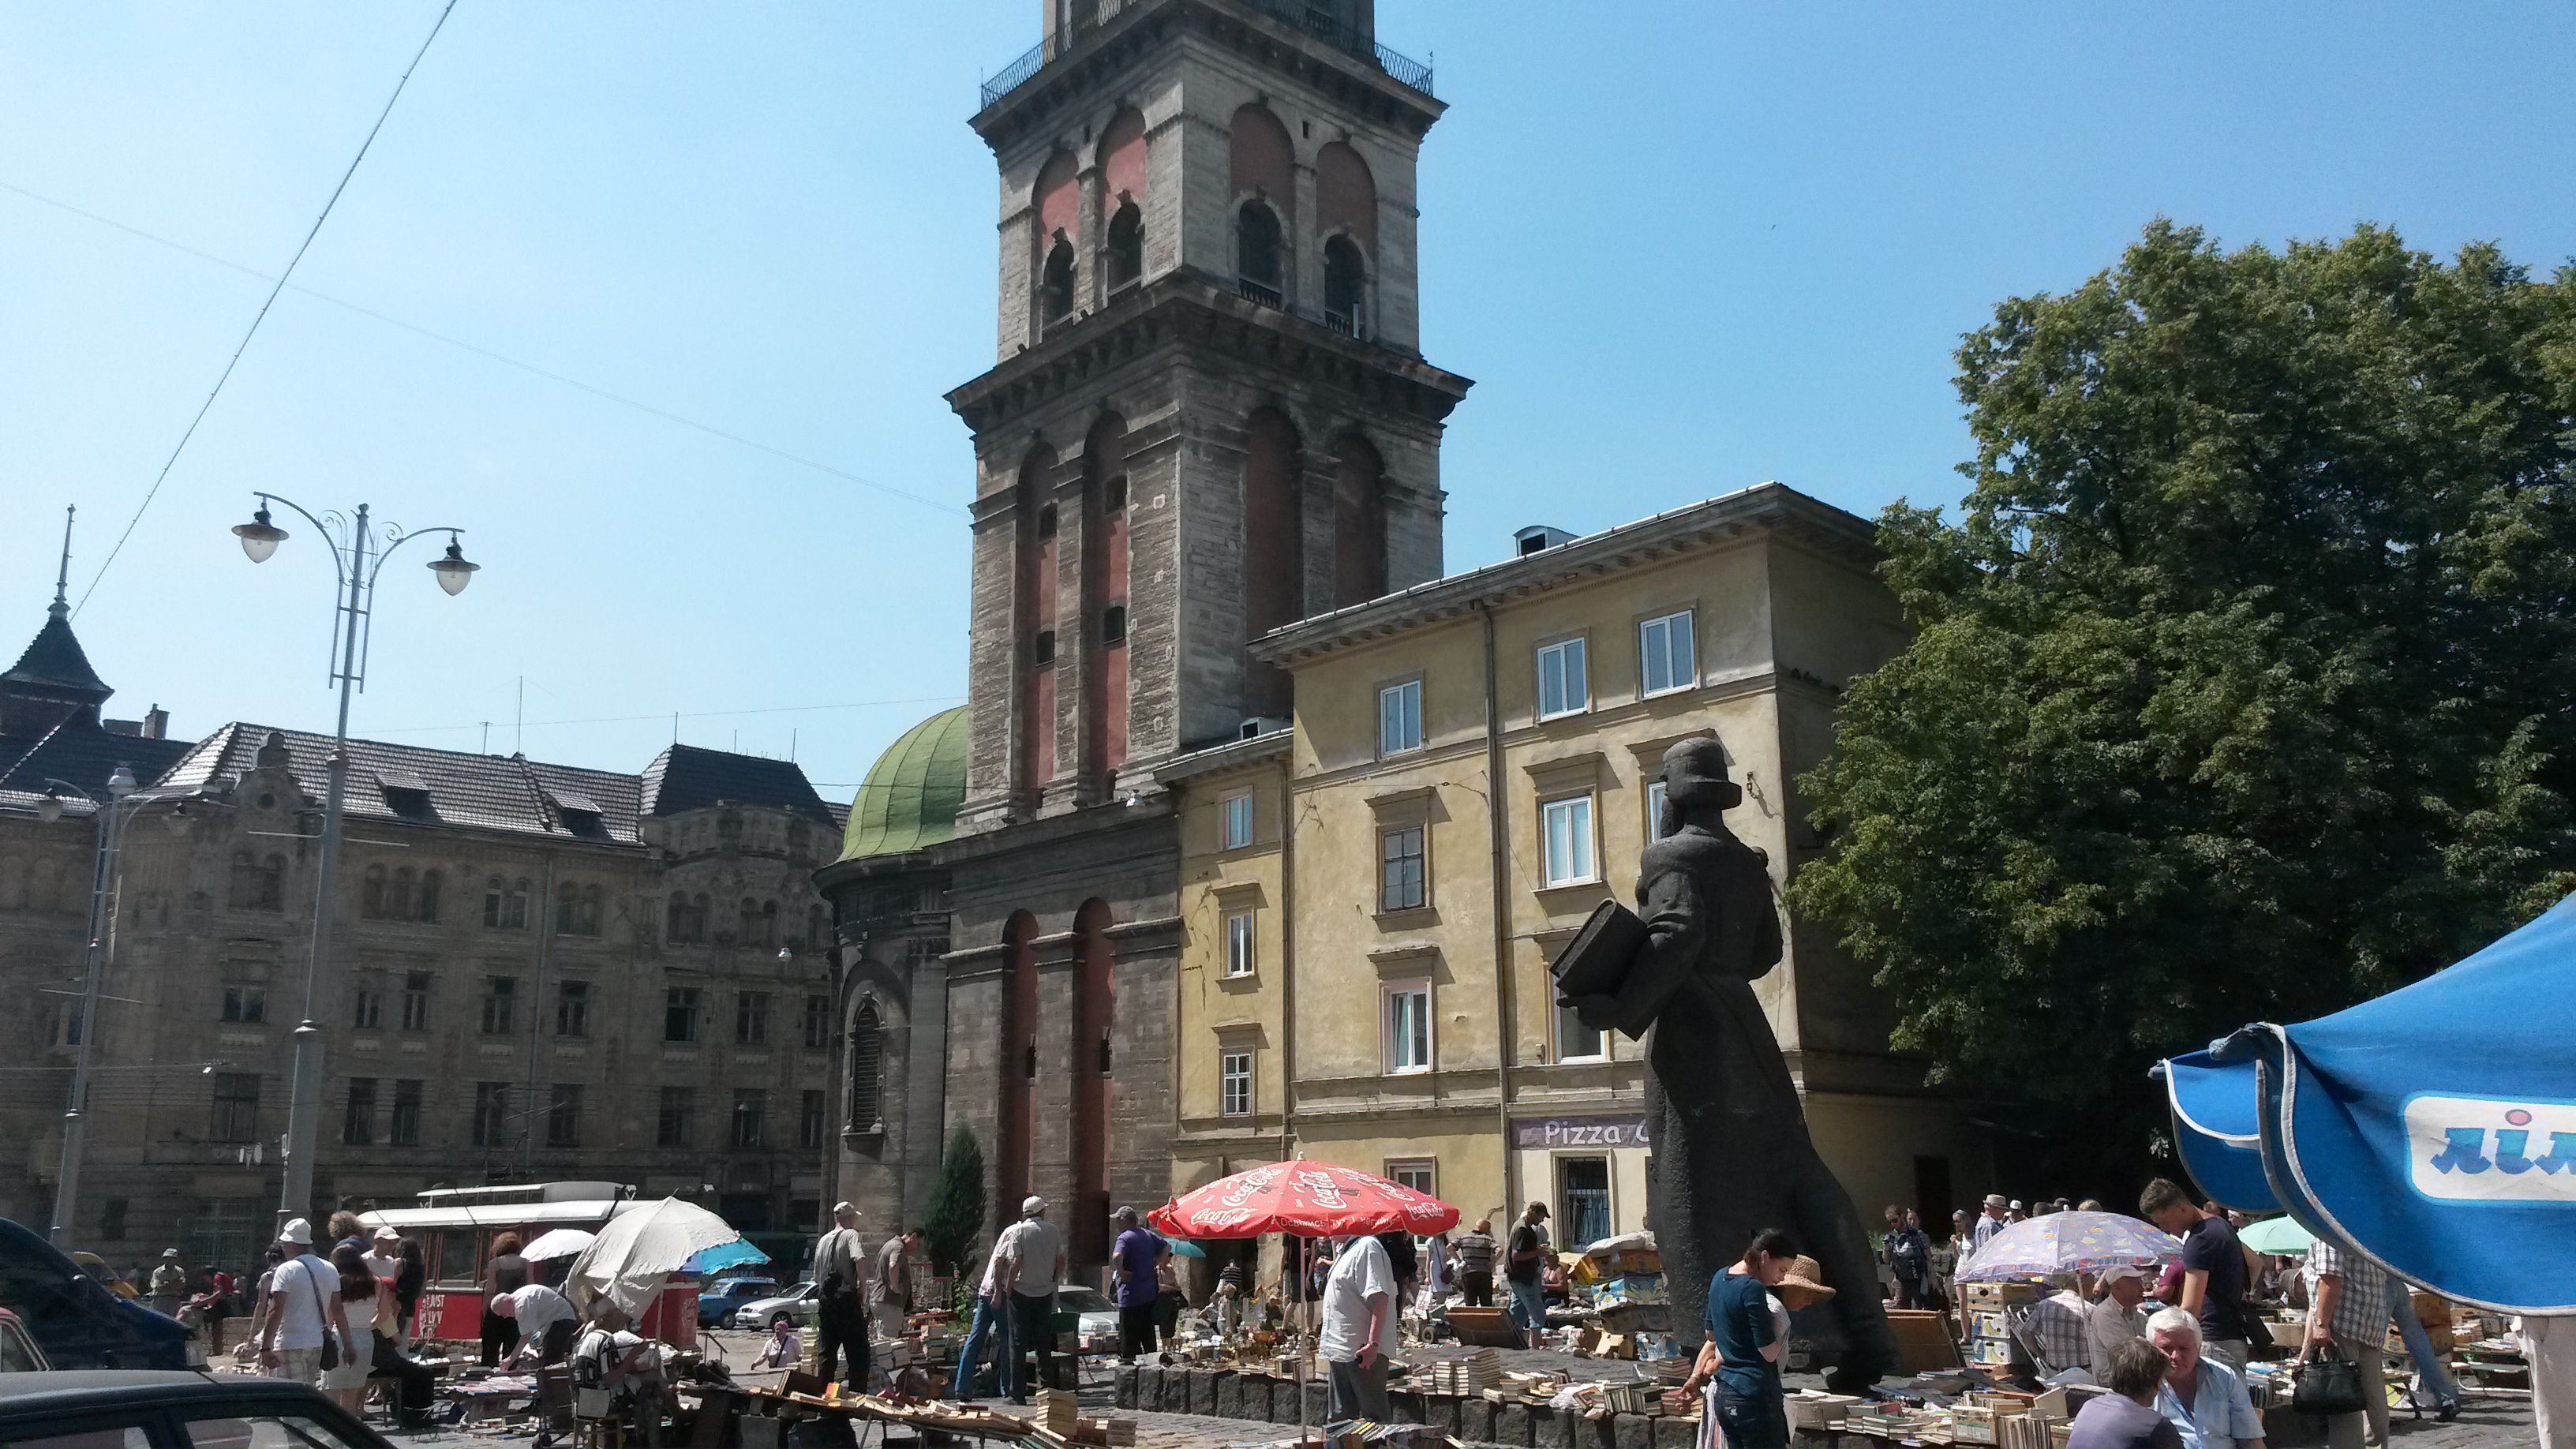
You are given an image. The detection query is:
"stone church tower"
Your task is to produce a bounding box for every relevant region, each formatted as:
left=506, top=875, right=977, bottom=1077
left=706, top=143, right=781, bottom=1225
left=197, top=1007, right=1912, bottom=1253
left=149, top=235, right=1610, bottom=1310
left=821, top=0, right=1466, bottom=1270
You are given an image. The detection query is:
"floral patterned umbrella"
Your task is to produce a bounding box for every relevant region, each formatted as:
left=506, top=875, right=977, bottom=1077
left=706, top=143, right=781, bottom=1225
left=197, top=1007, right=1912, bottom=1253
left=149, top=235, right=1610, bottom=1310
left=1956, top=1211, right=2181, bottom=1282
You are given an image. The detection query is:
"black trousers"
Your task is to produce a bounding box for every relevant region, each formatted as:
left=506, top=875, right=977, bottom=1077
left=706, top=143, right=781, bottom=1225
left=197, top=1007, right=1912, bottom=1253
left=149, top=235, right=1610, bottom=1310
left=479, top=1309, right=520, bottom=1367
left=1117, top=1304, right=1157, bottom=1361
left=1004, top=1292, right=1054, bottom=1401
left=370, top=1336, right=436, bottom=1423
left=814, top=1295, right=869, bottom=1388
left=1459, top=1269, right=1494, bottom=1307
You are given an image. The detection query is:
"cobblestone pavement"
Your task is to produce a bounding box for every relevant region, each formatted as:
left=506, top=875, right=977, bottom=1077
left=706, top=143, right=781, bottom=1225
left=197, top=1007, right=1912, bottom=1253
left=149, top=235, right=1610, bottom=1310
left=389, top=1331, right=2537, bottom=1448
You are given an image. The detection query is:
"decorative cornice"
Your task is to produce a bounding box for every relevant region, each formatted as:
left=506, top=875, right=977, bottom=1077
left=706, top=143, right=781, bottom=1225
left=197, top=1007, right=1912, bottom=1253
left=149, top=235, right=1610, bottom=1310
left=947, top=272, right=1472, bottom=438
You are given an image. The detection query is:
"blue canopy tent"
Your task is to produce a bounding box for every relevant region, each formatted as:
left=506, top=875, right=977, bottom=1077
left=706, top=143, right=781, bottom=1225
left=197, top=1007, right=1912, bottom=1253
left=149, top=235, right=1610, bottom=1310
left=2160, top=891, right=2576, bottom=1315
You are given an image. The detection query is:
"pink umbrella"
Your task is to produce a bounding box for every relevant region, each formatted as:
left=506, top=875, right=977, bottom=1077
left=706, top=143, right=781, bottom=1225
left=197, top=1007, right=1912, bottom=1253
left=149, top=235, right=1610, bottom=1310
left=1148, top=1159, right=1458, bottom=1238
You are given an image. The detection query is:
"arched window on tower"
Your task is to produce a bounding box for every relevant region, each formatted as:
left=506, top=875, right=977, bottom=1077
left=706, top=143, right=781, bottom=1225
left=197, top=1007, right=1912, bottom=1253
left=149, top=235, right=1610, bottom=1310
left=848, top=1001, right=882, bottom=1130
left=1040, top=235, right=1076, bottom=336
left=1324, top=235, right=1367, bottom=338
left=1236, top=202, right=1283, bottom=308
left=1106, top=201, right=1143, bottom=294
left=417, top=869, right=442, bottom=923
left=361, top=864, right=387, bottom=919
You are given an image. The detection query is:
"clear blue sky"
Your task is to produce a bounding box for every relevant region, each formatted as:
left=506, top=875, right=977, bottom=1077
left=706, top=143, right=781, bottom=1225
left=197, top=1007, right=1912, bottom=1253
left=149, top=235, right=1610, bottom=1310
left=6, top=2, right=2570, bottom=797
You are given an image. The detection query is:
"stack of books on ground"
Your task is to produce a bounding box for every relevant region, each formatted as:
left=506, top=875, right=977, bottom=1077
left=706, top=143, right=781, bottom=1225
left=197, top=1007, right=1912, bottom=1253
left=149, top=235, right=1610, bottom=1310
left=1416, top=1350, right=1500, bottom=1395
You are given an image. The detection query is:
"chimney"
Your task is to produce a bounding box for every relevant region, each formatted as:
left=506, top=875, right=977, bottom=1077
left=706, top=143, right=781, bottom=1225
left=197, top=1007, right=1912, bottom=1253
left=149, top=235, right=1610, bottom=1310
left=144, top=705, right=168, bottom=740
left=1515, top=525, right=1576, bottom=557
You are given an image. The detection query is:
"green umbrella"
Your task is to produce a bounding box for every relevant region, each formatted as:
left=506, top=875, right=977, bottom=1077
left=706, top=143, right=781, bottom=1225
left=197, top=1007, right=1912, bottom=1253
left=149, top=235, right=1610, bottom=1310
left=1157, top=1233, right=1207, bottom=1259
left=2237, top=1215, right=2316, bottom=1254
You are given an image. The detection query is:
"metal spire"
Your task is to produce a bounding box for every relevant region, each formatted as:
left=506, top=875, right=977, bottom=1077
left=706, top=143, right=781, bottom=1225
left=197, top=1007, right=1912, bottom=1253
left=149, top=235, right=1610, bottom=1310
left=50, top=505, right=74, bottom=620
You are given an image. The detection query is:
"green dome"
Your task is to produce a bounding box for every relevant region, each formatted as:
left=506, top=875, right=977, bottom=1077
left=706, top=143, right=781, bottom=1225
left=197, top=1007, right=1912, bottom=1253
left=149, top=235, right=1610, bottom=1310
left=838, top=706, right=968, bottom=863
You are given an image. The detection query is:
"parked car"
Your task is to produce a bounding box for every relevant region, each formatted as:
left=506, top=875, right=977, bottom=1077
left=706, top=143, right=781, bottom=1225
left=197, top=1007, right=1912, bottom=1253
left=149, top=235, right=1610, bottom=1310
left=0, top=1309, right=52, bottom=1372
left=730, top=1281, right=822, bottom=1330
left=0, top=1370, right=391, bottom=1448
left=1058, top=1285, right=1118, bottom=1355
left=698, top=1275, right=781, bottom=1328
left=0, top=1218, right=197, bottom=1369
left=67, top=1252, right=139, bottom=1300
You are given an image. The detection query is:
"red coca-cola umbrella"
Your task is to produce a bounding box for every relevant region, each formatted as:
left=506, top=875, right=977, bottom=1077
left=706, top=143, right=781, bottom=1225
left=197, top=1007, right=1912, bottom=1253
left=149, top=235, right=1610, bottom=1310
left=1148, top=1159, right=1458, bottom=1238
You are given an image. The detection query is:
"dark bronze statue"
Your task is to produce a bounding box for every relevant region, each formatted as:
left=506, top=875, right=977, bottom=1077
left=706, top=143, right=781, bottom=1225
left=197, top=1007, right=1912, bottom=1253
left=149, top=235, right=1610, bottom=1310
left=1556, top=737, right=1895, bottom=1390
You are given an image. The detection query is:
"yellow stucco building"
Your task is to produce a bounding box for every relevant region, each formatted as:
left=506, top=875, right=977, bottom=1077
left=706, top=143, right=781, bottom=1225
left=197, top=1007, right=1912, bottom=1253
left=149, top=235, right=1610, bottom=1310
left=1159, top=483, right=1989, bottom=1255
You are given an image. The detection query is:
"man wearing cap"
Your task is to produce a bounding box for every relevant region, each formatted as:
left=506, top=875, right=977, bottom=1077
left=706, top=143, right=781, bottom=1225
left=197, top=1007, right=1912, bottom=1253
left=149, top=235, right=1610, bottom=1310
left=1110, top=1208, right=1162, bottom=1365
left=256, top=1219, right=350, bottom=1387
left=2089, top=1266, right=2151, bottom=1382
left=992, top=1196, right=1065, bottom=1404
left=361, top=1226, right=403, bottom=1283
left=148, top=1249, right=189, bottom=1318
left=813, top=1202, right=870, bottom=1391
left=1975, top=1195, right=2010, bottom=1249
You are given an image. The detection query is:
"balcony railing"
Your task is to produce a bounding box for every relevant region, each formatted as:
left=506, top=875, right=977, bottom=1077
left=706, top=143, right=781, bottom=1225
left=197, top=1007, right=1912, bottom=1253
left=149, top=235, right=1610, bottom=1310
left=1321, top=308, right=1359, bottom=339
left=980, top=0, right=1433, bottom=110
left=1237, top=277, right=1285, bottom=309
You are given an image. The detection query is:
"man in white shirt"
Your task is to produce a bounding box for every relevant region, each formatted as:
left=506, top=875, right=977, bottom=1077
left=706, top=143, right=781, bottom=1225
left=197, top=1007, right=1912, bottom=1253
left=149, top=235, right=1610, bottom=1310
left=1972, top=1195, right=2010, bottom=1250
left=2087, top=1266, right=2150, bottom=1382
left=361, top=1226, right=402, bottom=1282
left=495, top=1281, right=580, bottom=1367
left=993, top=1196, right=1065, bottom=1405
left=256, top=1219, right=350, bottom=1386
left=812, top=1202, right=869, bottom=1390
left=1318, top=1232, right=1395, bottom=1425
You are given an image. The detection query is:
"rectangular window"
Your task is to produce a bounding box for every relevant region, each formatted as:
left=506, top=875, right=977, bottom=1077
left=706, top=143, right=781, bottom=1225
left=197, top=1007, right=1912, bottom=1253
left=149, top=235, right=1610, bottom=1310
left=545, top=1084, right=582, bottom=1148
left=803, top=994, right=832, bottom=1050
left=1387, top=1159, right=1436, bottom=1197
left=1646, top=779, right=1670, bottom=841
left=388, top=1080, right=422, bottom=1147
left=400, top=972, right=432, bottom=1032
left=342, top=1078, right=376, bottom=1146
left=1556, top=999, right=1608, bottom=1063
left=350, top=983, right=381, bottom=1031
left=657, top=1086, right=694, bottom=1148
left=1638, top=609, right=1697, bottom=696
left=480, top=975, right=517, bottom=1035
left=1384, top=981, right=1432, bottom=1074
left=1541, top=795, right=1597, bottom=886
left=1219, top=1050, right=1253, bottom=1118
left=1379, top=824, right=1426, bottom=912
left=471, top=1083, right=510, bottom=1149
left=1377, top=679, right=1423, bottom=755
left=665, top=987, right=701, bottom=1043
left=800, top=1089, right=827, bottom=1149
left=220, top=985, right=264, bottom=1024
left=1536, top=637, right=1589, bottom=720
left=99, top=1197, right=127, bottom=1242
left=1222, top=908, right=1256, bottom=978
left=1558, top=1156, right=1613, bottom=1249
left=1221, top=792, right=1254, bottom=851
left=210, top=1073, right=260, bottom=1143
left=731, top=1089, right=766, bottom=1149
left=736, top=990, right=770, bottom=1046
left=556, top=981, right=590, bottom=1038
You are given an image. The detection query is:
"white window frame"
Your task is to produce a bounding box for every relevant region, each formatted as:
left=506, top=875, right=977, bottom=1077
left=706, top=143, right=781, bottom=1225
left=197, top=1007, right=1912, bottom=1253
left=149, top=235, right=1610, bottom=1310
left=1222, top=907, right=1256, bottom=979
left=1383, top=979, right=1433, bottom=1075
left=1219, top=1049, right=1255, bottom=1118
left=1638, top=608, right=1698, bottom=698
left=1541, top=794, right=1598, bottom=887
left=1220, top=791, right=1254, bottom=851
left=1535, top=636, right=1589, bottom=721
left=1645, top=779, right=1670, bottom=841
left=1385, top=1159, right=1436, bottom=1197
left=1555, top=998, right=1608, bottom=1064
left=1378, top=678, right=1424, bottom=757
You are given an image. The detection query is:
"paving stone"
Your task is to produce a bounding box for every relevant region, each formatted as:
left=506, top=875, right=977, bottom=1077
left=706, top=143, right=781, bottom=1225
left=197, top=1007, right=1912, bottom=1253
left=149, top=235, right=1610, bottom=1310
left=1650, top=1413, right=1698, bottom=1449
left=1460, top=1395, right=1498, bottom=1444
left=1531, top=1404, right=1579, bottom=1449
left=1113, top=1365, right=1136, bottom=1409
left=1494, top=1401, right=1534, bottom=1447
left=1189, top=1369, right=1219, bottom=1417
left=1611, top=1413, right=1653, bottom=1447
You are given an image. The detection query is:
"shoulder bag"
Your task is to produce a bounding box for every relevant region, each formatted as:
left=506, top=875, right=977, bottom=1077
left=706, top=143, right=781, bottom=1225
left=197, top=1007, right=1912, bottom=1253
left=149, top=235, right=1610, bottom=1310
left=2290, top=1343, right=2364, bottom=1416
left=300, top=1259, right=342, bottom=1372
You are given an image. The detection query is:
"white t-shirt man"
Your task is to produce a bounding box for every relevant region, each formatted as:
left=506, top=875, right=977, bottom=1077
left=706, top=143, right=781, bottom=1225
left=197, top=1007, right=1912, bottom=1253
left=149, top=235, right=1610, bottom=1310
left=268, top=1252, right=341, bottom=1351
left=506, top=1283, right=578, bottom=1346
left=1316, top=1234, right=1395, bottom=1365
left=996, top=1216, right=1065, bottom=1299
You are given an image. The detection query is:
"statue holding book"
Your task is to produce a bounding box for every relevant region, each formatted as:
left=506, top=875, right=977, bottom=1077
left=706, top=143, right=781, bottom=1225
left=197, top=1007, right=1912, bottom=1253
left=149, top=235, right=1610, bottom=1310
left=1552, top=736, right=1895, bottom=1390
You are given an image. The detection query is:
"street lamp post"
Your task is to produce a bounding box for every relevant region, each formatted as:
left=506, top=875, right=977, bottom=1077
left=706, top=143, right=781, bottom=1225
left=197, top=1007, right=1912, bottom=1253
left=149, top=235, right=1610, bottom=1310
left=38, top=764, right=139, bottom=1246
left=230, top=496, right=478, bottom=1236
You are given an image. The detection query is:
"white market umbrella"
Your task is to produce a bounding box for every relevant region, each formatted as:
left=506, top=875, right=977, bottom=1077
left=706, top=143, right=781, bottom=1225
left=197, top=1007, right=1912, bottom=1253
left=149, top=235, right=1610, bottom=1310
left=564, top=1197, right=744, bottom=1319
left=522, top=1227, right=597, bottom=1262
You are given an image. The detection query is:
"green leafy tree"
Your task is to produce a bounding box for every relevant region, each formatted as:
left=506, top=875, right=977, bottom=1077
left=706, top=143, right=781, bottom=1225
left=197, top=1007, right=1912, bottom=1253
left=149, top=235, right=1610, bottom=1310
left=1791, top=222, right=2576, bottom=1171
left=923, top=1126, right=987, bottom=1277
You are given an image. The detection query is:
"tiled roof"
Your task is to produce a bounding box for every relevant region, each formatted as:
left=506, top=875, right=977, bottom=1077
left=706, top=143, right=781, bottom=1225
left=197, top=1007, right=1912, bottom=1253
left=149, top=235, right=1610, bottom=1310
left=3, top=615, right=110, bottom=698
left=158, top=724, right=649, bottom=845
left=0, top=717, right=197, bottom=799
left=638, top=743, right=833, bottom=824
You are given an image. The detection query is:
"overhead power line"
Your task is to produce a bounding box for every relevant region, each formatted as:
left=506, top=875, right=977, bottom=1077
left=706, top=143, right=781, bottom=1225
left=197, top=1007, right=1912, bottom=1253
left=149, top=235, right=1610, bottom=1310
left=73, top=0, right=462, bottom=618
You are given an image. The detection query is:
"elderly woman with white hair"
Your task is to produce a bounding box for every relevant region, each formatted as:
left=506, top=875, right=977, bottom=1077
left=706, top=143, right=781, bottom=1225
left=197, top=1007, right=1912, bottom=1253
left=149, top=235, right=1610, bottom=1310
left=2144, top=1306, right=2266, bottom=1448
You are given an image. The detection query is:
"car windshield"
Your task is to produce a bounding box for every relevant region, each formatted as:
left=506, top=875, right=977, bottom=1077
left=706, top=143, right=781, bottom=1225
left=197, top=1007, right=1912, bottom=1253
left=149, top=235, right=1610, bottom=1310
left=718, top=1279, right=777, bottom=1296
left=1057, top=1287, right=1114, bottom=1313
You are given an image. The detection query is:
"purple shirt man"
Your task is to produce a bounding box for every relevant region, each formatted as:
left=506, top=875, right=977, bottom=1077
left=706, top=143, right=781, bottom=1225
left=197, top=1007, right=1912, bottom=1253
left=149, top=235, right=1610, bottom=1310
left=1112, top=1225, right=1161, bottom=1309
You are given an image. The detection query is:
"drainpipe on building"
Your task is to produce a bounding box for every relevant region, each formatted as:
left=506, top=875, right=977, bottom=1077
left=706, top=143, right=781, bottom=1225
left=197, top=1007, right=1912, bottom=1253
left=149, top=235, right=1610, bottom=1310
left=520, top=856, right=557, bottom=1174
left=1476, top=601, right=1518, bottom=1218
left=1275, top=745, right=1297, bottom=1164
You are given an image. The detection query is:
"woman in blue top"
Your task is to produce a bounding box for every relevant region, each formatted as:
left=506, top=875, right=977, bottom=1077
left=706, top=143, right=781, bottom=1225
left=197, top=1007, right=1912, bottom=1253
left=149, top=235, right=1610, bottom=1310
left=1681, top=1229, right=1795, bottom=1449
